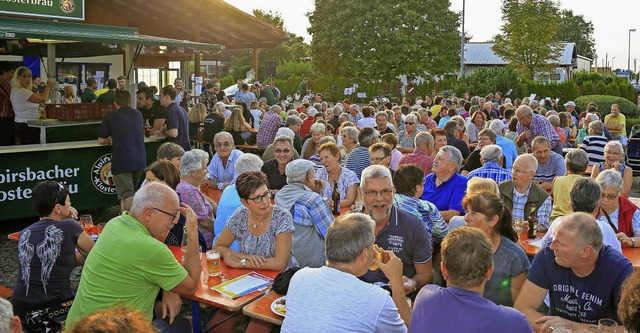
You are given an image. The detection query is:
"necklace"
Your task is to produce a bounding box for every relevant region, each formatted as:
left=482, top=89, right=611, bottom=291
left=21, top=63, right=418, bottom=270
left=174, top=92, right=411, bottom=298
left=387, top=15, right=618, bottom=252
left=251, top=219, right=265, bottom=229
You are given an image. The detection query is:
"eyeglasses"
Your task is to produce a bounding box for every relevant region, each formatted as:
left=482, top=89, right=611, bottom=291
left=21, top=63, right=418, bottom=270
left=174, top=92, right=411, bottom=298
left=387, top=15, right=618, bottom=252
left=246, top=190, right=272, bottom=203
left=605, top=150, right=621, bottom=156
left=152, top=207, right=180, bottom=220
left=370, top=155, right=389, bottom=163
left=52, top=182, right=64, bottom=208
left=516, top=115, right=529, bottom=121
left=274, top=148, right=292, bottom=154
left=477, top=137, right=492, bottom=142
left=215, top=142, right=232, bottom=148
left=600, top=193, right=619, bottom=200
left=405, top=122, right=415, bottom=125
left=363, top=188, right=394, bottom=198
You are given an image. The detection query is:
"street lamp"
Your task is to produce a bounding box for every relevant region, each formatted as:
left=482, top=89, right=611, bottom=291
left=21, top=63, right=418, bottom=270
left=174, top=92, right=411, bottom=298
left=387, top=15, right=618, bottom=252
left=459, top=0, right=465, bottom=79
left=612, top=56, right=616, bottom=71
left=629, top=29, right=636, bottom=78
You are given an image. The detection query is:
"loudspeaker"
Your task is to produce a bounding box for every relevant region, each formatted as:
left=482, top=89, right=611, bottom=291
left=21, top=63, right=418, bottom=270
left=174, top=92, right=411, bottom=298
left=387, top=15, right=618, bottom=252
left=265, top=60, right=277, bottom=78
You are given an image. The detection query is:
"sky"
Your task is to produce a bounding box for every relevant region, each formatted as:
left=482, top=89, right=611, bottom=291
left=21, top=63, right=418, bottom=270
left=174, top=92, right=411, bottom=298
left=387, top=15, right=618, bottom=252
left=224, top=0, right=640, bottom=72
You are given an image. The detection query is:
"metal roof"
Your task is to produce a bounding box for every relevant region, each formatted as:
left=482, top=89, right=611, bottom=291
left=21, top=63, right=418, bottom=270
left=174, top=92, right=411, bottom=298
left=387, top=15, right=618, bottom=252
left=0, top=17, right=224, bottom=51
left=465, top=43, right=577, bottom=66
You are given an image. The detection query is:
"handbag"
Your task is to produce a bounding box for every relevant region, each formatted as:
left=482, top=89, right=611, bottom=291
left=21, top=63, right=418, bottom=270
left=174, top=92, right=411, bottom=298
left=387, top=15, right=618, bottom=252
left=23, top=300, right=73, bottom=333
left=272, top=267, right=302, bottom=295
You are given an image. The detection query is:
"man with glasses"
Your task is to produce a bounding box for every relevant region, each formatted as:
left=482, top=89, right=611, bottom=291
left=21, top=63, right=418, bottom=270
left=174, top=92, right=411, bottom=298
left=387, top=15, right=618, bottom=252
left=66, top=182, right=201, bottom=332
left=275, top=160, right=334, bottom=268
left=515, top=105, right=561, bottom=154
left=98, top=90, right=146, bottom=213
left=262, top=135, right=297, bottom=191
left=398, top=132, right=435, bottom=176
left=531, top=136, right=566, bottom=192
left=358, top=165, right=433, bottom=298
left=421, top=146, right=467, bottom=222
left=207, top=131, right=244, bottom=190
left=369, top=142, right=393, bottom=174
left=499, top=154, right=552, bottom=232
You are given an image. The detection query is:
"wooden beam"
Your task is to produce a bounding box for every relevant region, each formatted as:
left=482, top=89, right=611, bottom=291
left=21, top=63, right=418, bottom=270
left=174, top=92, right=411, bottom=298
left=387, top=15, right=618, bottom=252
left=252, top=48, right=259, bottom=81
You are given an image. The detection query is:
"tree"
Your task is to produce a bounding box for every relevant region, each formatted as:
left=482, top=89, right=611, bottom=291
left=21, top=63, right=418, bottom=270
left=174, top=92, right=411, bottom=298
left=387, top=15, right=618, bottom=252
left=555, top=9, right=595, bottom=60
left=227, top=10, right=311, bottom=80
left=493, top=0, right=564, bottom=80
left=308, top=0, right=461, bottom=81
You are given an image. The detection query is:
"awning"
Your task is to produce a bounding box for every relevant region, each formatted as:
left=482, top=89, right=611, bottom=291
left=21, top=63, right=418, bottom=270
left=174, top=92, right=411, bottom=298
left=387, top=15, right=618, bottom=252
left=0, top=17, right=224, bottom=52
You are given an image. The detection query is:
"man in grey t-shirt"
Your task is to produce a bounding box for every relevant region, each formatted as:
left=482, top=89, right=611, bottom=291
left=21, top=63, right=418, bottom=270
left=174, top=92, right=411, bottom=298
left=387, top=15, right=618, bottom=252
left=282, top=213, right=410, bottom=333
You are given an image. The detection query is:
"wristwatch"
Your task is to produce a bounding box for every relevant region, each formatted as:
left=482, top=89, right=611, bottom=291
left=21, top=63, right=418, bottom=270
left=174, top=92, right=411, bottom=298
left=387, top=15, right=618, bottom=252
left=632, top=238, right=636, bottom=248
left=410, top=279, right=417, bottom=292
left=240, top=258, right=247, bottom=268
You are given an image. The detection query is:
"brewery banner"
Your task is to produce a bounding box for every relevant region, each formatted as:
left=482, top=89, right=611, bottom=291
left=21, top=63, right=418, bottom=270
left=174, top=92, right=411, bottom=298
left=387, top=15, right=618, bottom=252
left=0, top=0, right=84, bottom=21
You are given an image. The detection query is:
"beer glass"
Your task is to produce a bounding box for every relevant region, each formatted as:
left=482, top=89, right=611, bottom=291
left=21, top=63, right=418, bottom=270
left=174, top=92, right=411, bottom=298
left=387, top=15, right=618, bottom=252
left=206, top=249, right=221, bottom=277
left=79, top=215, right=94, bottom=235
left=550, top=321, right=573, bottom=333
left=596, top=318, right=618, bottom=332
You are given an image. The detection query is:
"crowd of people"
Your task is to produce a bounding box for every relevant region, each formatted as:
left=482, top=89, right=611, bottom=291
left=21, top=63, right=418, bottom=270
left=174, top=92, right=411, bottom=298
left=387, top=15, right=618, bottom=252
left=4, top=79, right=640, bottom=333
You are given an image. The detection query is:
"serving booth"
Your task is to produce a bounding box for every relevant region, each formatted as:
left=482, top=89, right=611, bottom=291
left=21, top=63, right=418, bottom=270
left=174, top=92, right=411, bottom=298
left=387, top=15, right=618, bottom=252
left=0, top=0, right=286, bottom=222
left=0, top=19, right=224, bottom=221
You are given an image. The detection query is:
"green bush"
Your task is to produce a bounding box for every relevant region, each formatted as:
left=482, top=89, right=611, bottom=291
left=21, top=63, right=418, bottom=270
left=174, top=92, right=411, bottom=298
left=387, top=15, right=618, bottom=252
left=218, top=75, right=234, bottom=88
left=574, top=95, right=640, bottom=118
left=625, top=118, right=640, bottom=135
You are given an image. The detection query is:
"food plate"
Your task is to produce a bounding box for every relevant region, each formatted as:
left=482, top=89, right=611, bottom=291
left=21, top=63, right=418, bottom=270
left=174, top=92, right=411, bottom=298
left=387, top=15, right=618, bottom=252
left=270, top=296, right=286, bottom=317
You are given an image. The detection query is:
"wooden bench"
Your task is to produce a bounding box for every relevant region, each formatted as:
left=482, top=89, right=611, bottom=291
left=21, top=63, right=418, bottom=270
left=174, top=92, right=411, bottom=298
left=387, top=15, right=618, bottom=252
left=236, top=145, right=266, bottom=155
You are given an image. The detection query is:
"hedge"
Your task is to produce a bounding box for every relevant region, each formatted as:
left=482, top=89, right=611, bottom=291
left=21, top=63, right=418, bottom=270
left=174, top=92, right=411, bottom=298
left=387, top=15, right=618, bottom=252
left=574, top=95, right=640, bottom=118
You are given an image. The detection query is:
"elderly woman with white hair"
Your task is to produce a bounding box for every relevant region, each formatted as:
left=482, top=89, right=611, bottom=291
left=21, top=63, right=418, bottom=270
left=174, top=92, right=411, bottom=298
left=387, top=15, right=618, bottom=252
left=596, top=170, right=640, bottom=248
left=301, top=122, right=326, bottom=160
left=177, top=149, right=216, bottom=246
left=339, top=125, right=359, bottom=162
left=397, top=113, right=419, bottom=153
left=214, top=153, right=264, bottom=251
left=591, top=141, right=633, bottom=196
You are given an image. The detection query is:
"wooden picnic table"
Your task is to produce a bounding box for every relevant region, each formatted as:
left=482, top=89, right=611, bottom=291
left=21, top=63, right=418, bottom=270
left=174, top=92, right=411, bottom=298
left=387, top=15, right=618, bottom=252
left=167, top=245, right=279, bottom=312
left=518, top=227, right=640, bottom=270
left=242, top=290, right=285, bottom=326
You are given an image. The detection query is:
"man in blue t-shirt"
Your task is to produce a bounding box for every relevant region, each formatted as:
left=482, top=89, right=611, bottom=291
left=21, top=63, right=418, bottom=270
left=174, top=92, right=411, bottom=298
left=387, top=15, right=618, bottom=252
left=515, top=212, right=634, bottom=332
left=357, top=165, right=433, bottom=298
left=98, top=90, right=147, bottom=212
left=410, top=227, right=533, bottom=333
left=160, top=85, right=190, bottom=152
left=421, top=146, right=467, bottom=222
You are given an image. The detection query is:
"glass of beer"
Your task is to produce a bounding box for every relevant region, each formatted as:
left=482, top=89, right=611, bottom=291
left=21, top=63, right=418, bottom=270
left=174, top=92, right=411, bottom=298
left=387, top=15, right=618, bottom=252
left=206, top=249, right=221, bottom=277
left=79, top=215, right=94, bottom=235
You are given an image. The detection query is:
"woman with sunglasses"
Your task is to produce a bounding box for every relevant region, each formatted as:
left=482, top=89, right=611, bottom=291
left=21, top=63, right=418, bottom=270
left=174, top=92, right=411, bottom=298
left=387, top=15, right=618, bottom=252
left=397, top=113, right=419, bottom=153
left=13, top=181, right=94, bottom=332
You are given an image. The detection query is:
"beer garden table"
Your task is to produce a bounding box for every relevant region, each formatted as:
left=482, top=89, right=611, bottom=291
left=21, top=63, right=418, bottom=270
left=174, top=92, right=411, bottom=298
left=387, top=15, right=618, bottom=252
left=168, top=245, right=280, bottom=333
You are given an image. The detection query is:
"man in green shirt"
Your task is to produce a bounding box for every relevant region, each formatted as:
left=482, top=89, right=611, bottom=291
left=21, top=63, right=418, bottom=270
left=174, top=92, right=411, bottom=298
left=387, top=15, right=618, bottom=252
left=65, top=182, right=201, bottom=330
left=96, top=79, right=117, bottom=104
left=260, top=83, right=276, bottom=106
left=80, top=77, right=98, bottom=103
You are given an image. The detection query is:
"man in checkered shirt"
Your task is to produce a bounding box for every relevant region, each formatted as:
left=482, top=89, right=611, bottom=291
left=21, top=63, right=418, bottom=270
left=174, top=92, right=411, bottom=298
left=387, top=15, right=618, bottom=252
left=467, top=145, right=512, bottom=184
